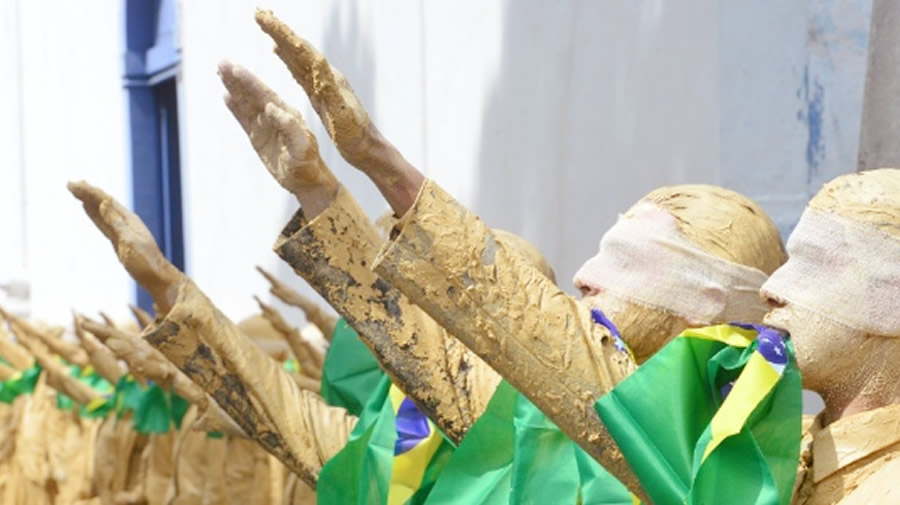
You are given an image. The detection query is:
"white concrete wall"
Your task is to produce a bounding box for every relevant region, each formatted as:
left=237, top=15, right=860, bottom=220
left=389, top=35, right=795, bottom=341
left=0, top=0, right=132, bottom=323
left=0, top=0, right=871, bottom=348
left=178, top=0, right=722, bottom=322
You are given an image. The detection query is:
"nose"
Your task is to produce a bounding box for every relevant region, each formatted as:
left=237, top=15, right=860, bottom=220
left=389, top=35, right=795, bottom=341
left=760, top=288, right=787, bottom=309
left=574, top=278, right=600, bottom=297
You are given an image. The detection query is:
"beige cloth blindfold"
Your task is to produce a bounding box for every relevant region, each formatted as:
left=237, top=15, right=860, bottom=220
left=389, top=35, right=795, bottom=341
left=573, top=203, right=770, bottom=326
left=762, top=208, right=900, bottom=337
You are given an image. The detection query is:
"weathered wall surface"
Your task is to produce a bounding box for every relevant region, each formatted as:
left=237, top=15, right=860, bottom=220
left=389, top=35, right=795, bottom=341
left=0, top=0, right=871, bottom=378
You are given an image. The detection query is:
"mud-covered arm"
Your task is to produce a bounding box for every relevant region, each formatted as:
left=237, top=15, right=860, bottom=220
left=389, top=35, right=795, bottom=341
left=74, top=315, right=128, bottom=384
left=254, top=296, right=324, bottom=379
left=218, top=59, right=497, bottom=442
left=0, top=308, right=89, bottom=368
left=0, top=324, right=36, bottom=370
left=70, top=180, right=356, bottom=486
left=254, top=12, right=644, bottom=497
left=13, top=329, right=100, bottom=405
left=142, top=280, right=355, bottom=484
left=272, top=185, right=498, bottom=442
left=372, top=180, right=643, bottom=495
left=257, top=266, right=338, bottom=339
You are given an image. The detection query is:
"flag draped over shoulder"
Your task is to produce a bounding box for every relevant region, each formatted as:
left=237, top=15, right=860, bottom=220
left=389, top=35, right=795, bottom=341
left=424, top=381, right=516, bottom=505
left=424, top=382, right=634, bottom=505
left=595, top=324, right=802, bottom=505
left=511, top=399, right=633, bottom=505
left=425, top=309, right=636, bottom=505
left=320, top=318, right=387, bottom=416
left=318, top=374, right=453, bottom=505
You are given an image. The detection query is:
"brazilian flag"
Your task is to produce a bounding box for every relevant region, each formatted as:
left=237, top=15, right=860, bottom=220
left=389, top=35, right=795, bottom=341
left=596, top=324, right=802, bottom=505
left=320, top=318, right=387, bottom=416
left=0, top=363, right=41, bottom=403
left=424, top=382, right=633, bottom=505
left=423, top=316, right=799, bottom=505
left=318, top=375, right=454, bottom=504
left=56, top=364, right=117, bottom=418
left=106, top=374, right=189, bottom=433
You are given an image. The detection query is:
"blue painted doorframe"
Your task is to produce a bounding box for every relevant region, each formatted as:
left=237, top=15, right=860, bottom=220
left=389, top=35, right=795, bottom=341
left=124, top=0, right=184, bottom=312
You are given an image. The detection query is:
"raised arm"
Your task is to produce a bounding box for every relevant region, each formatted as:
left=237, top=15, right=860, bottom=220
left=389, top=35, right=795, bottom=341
left=73, top=314, right=127, bottom=384
left=256, top=266, right=337, bottom=339
left=219, top=60, right=499, bottom=442
left=256, top=13, right=646, bottom=498
left=0, top=308, right=89, bottom=368
left=256, top=9, right=422, bottom=215
left=70, top=182, right=356, bottom=486
left=253, top=296, right=324, bottom=379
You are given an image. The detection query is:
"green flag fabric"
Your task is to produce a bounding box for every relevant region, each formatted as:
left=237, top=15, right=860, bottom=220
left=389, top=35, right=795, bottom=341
left=318, top=374, right=454, bottom=505
left=320, top=318, right=386, bottom=416
left=424, top=380, right=517, bottom=505
left=596, top=324, right=802, bottom=505
left=0, top=363, right=41, bottom=403
left=56, top=364, right=116, bottom=418
left=109, top=374, right=188, bottom=432
left=511, top=397, right=632, bottom=505
left=425, top=381, right=633, bottom=505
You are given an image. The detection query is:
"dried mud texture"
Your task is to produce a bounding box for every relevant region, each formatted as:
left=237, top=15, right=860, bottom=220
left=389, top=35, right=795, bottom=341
left=169, top=406, right=224, bottom=504
left=114, top=431, right=176, bottom=505
left=0, top=310, right=89, bottom=368
left=12, top=377, right=58, bottom=505
left=49, top=412, right=101, bottom=505
left=0, top=398, right=24, bottom=500
left=255, top=10, right=371, bottom=169
left=0, top=361, right=16, bottom=381
left=284, top=472, right=317, bottom=505
left=83, top=320, right=204, bottom=404
left=92, top=412, right=143, bottom=504
left=143, top=279, right=356, bottom=486
left=84, top=319, right=247, bottom=438
left=255, top=296, right=324, bottom=379
left=792, top=403, right=900, bottom=504
left=372, top=180, right=644, bottom=498
left=257, top=266, right=338, bottom=340
left=13, top=331, right=99, bottom=406
left=0, top=323, right=36, bottom=370
left=639, top=185, right=787, bottom=275
left=809, top=168, right=900, bottom=236
left=274, top=184, right=500, bottom=443
left=130, top=304, right=155, bottom=330
left=73, top=316, right=127, bottom=384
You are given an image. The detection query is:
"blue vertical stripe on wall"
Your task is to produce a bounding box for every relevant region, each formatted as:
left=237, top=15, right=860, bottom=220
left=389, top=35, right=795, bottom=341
left=124, top=0, right=184, bottom=313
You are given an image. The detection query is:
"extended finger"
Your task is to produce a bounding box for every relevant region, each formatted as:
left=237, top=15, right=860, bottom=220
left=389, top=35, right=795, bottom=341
left=264, top=102, right=314, bottom=158
left=218, top=61, right=267, bottom=130
left=255, top=9, right=317, bottom=101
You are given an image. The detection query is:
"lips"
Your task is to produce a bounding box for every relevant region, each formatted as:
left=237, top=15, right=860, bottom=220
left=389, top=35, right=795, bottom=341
left=762, top=311, right=791, bottom=338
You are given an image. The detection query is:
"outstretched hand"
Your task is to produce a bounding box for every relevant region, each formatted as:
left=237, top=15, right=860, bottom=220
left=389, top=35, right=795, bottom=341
left=255, top=9, right=373, bottom=168
left=255, top=9, right=424, bottom=215
left=218, top=60, right=338, bottom=217
left=68, top=181, right=181, bottom=313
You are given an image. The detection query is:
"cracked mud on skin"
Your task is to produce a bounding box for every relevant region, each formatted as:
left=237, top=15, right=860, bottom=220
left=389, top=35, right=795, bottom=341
left=372, top=180, right=643, bottom=497
left=274, top=186, right=499, bottom=444
left=69, top=181, right=355, bottom=488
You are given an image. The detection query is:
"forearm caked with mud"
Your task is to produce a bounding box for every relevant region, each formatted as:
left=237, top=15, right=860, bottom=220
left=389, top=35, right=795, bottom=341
left=372, top=180, right=643, bottom=495
left=142, top=279, right=355, bottom=486
left=274, top=184, right=499, bottom=443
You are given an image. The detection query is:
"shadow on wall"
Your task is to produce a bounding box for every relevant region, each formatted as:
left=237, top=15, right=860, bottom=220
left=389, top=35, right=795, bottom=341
left=272, top=1, right=377, bottom=324
left=474, top=0, right=827, bottom=416
left=471, top=0, right=719, bottom=294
